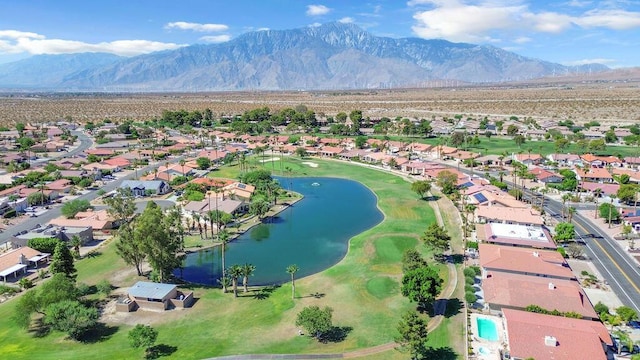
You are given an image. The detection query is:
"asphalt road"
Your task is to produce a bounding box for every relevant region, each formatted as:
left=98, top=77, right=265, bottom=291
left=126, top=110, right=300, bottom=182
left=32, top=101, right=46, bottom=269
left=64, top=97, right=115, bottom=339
left=453, top=162, right=640, bottom=312
left=0, top=132, right=183, bottom=245
left=536, top=192, right=640, bottom=313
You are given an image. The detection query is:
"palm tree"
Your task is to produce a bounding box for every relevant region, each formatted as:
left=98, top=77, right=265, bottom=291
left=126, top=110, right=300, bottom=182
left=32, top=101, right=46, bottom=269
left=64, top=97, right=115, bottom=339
left=593, top=188, right=603, bottom=219
left=207, top=210, right=216, bottom=239
left=286, top=264, right=299, bottom=300
left=561, top=193, right=572, bottom=219
left=70, top=235, right=82, bottom=259
left=179, top=159, right=186, bottom=178
left=241, top=263, right=256, bottom=293
left=609, top=195, right=617, bottom=229
left=228, top=265, right=243, bottom=298
left=568, top=206, right=577, bottom=224
left=219, top=229, right=230, bottom=293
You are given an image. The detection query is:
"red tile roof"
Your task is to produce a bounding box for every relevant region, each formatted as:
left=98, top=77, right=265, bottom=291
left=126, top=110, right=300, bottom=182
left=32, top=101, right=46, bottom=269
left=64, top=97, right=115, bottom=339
left=483, top=271, right=598, bottom=319
left=504, top=308, right=611, bottom=360
left=479, top=244, right=575, bottom=280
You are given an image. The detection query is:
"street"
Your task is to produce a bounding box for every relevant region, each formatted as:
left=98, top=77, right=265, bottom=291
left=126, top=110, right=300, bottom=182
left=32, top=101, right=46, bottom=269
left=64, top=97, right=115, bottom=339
left=0, top=132, right=184, bottom=246
left=452, top=161, right=640, bottom=312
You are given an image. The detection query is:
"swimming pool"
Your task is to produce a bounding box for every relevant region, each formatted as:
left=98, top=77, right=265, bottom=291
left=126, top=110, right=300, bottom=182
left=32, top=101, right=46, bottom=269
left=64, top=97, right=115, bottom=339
left=477, top=317, right=499, bottom=341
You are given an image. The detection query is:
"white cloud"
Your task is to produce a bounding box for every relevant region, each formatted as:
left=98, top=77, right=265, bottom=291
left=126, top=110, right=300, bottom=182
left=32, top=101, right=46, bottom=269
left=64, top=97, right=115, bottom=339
left=576, top=9, right=640, bottom=29
left=565, top=0, right=592, bottom=7
left=523, top=11, right=573, bottom=33
left=309, top=22, right=323, bottom=27
left=411, top=2, right=526, bottom=42
left=562, top=58, right=616, bottom=65
left=338, top=17, right=355, bottom=23
left=165, top=21, right=228, bottom=32
left=410, top=0, right=640, bottom=43
left=306, top=4, right=331, bottom=16
left=199, top=35, right=231, bottom=43
left=0, top=30, right=45, bottom=40
left=513, top=36, right=532, bottom=44
left=0, top=30, right=184, bottom=56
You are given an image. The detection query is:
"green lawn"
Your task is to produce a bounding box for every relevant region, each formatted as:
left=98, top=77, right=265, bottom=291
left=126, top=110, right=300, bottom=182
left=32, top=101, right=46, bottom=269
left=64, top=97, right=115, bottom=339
left=0, top=157, right=457, bottom=359
left=417, top=136, right=640, bottom=158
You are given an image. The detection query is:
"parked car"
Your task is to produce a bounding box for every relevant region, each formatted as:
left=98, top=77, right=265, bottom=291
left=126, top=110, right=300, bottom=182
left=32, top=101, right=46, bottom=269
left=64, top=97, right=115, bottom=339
left=628, top=320, right=640, bottom=329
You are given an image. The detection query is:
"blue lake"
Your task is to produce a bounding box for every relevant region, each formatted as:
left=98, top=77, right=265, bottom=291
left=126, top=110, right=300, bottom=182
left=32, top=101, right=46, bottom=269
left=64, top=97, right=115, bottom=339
left=176, top=176, right=384, bottom=286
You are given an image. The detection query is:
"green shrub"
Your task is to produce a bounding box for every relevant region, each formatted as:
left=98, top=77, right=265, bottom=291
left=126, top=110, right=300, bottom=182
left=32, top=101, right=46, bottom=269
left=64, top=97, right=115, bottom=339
left=97, top=280, right=112, bottom=296
left=18, top=278, right=34, bottom=290
left=27, top=237, right=61, bottom=254
left=594, top=301, right=609, bottom=316
left=76, top=282, right=92, bottom=296
left=470, top=265, right=481, bottom=276
left=463, top=267, right=476, bottom=277
left=2, top=209, right=16, bottom=218
left=465, top=291, right=477, bottom=304
left=557, top=247, right=567, bottom=258
left=465, top=284, right=475, bottom=293
left=0, top=284, right=18, bottom=295
left=465, top=276, right=475, bottom=286
left=467, top=241, right=479, bottom=250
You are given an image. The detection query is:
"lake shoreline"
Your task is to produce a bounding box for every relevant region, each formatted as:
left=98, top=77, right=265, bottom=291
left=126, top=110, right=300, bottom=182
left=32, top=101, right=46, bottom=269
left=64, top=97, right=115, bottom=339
left=182, top=193, right=304, bottom=254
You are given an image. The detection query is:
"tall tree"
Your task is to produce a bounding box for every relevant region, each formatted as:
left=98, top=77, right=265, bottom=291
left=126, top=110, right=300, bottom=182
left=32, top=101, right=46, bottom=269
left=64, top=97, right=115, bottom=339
left=50, top=241, right=76, bottom=280
left=60, top=199, right=93, bottom=219
left=435, top=170, right=458, bottom=195
left=411, top=180, right=432, bottom=200
left=286, top=264, right=299, bottom=300
left=228, top=265, right=243, bottom=298
left=401, top=266, right=443, bottom=310
left=44, top=300, right=99, bottom=340
left=420, top=223, right=451, bottom=261
left=136, top=202, right=183, bottom=282
left=241, top=263, right=256, bottom=293
left=296, top=306, right=334, bottom=341
left=115, top=222, right=146, bottom=276
left=554, top=222, right=575, bottom=244
left=395, top=309, right=429, bottom=359
left=105, top=187, right=137, bottom=225
left=218, top=229, right=231, bottom=293
left=128, top=324, right=158, bottom=359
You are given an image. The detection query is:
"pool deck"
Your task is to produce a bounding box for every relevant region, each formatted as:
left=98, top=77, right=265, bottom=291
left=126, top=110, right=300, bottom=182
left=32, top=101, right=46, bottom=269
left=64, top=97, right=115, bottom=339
left=470, top=312, right=506, bottom=360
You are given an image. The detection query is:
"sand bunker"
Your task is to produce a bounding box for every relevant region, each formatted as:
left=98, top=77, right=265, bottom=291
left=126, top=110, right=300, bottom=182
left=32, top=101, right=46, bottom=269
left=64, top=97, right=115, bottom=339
left=302, top=162, right=319, bottom=168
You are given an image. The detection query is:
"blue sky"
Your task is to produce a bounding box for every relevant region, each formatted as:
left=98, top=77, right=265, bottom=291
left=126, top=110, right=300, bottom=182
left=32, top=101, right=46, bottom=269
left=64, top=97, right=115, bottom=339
left=0, top=0, right=639, bottom=67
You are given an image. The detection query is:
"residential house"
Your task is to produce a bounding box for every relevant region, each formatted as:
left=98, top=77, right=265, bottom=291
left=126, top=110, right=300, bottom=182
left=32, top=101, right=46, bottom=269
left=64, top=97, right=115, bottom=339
left=119, top=180, right=171, bottom=197
left=580, top=182, right=619, bottom=197
left=0, top=246, right=50, bottom=282
left=529, top=167, right=564, bottom=184
left=49, top=209, right=115, bottom=233
left=503, top=309, right=611, bottom=360
left=483, top=272, right=598, bottom=320
left=223, top=182, right=255, bottom=200
left=548, top=154, right=582, bottom=167
left=575, top=167, right=614, bottom=183
left=45, top=179, right=73, bottom=193
left=477, top=223, right=556, bottom=250
left=479, top=243, right=575, bottom=280
left=624, top=156, right=640, bottom=169
left=580, top=154, right=622, bottom=168
left=513, top=153, right=544, bottom=166
left=476, top=206, right=543, bottom=226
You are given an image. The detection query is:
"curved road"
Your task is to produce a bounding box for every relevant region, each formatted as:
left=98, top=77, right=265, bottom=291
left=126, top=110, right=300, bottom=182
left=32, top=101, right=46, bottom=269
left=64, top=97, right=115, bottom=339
left=0, top=132, right=183, bottom=245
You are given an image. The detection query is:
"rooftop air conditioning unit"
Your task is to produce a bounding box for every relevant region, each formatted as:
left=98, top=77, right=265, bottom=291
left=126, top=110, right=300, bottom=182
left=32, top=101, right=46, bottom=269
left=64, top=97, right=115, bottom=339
left=533, top=251, right=540, bottom=257
left=548, top=282, right=555, bottom=290
left=544, top=335, right=557, bottom=347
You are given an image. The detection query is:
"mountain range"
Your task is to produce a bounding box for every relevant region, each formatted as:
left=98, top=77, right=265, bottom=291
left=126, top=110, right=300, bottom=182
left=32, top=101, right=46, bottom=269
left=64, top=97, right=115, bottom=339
left=0, top=22, right=608, bottom=91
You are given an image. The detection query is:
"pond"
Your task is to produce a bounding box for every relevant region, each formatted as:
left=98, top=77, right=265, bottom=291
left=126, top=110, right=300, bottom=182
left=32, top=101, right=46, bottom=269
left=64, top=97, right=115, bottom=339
left=175, top=176, right=384, bottom=286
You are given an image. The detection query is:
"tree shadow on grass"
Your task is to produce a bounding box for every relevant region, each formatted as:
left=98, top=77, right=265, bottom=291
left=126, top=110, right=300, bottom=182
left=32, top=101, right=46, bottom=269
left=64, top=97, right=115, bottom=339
left=444, top=254, right=465, bottom=264
left=444, top=298, right=463, bottom=318
left=424, top=194, right=441, bottom=201
left=253, top=284, right=281, bottom=300
left=79, top=323, right=119, bottom=343
left=320, top=326, right=352, bottom=343
left=423, top=346, right=457, bottom=360
left=146, top=344, right=178, bottom=359
left=28, top=318, right=50, bottom=338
